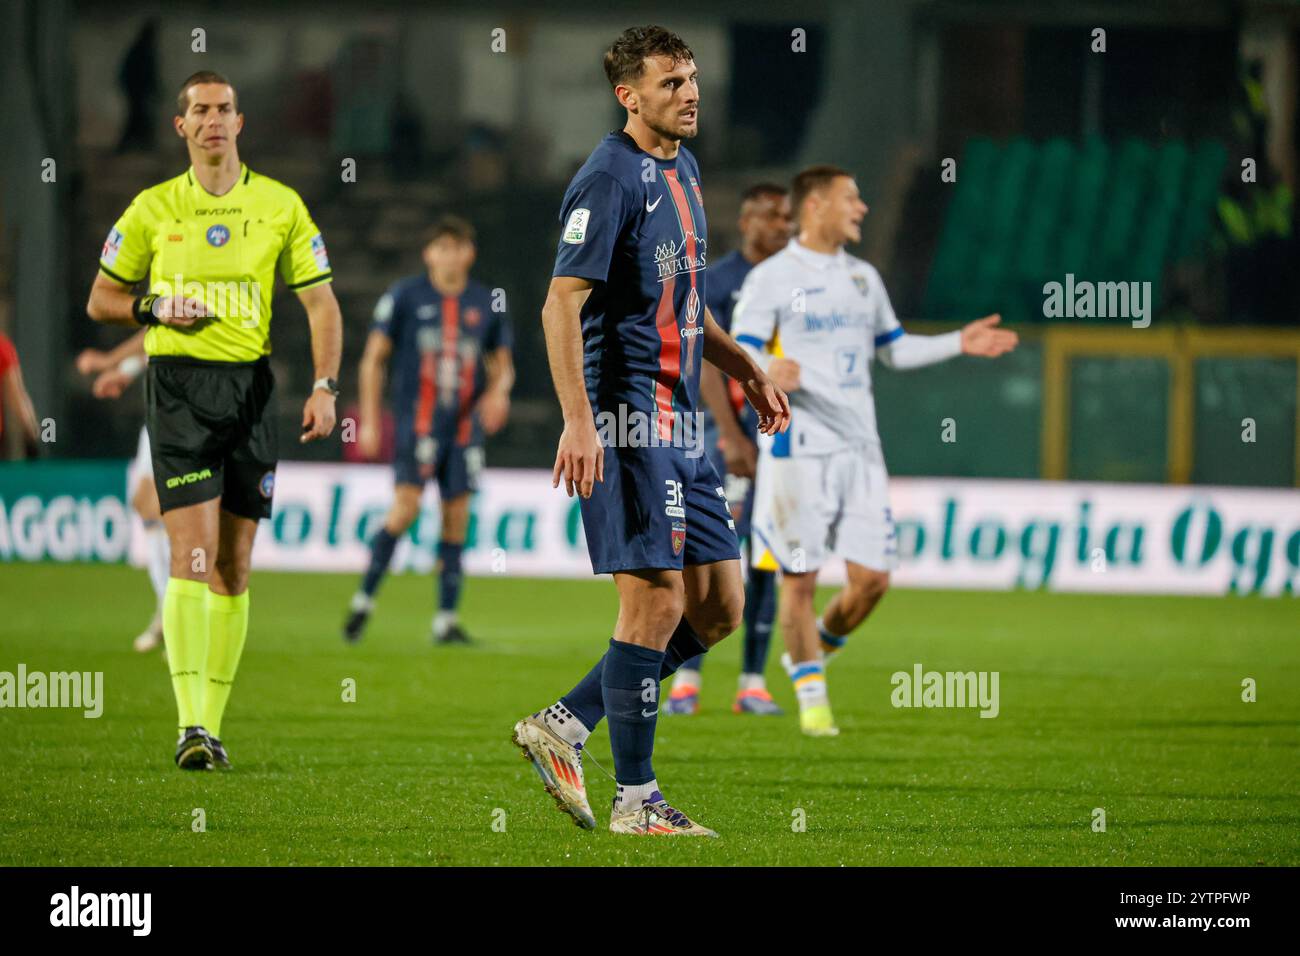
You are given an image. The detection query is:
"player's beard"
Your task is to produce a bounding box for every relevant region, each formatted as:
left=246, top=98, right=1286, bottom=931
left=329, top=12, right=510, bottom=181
left=645, top=108, right=698, bottom=142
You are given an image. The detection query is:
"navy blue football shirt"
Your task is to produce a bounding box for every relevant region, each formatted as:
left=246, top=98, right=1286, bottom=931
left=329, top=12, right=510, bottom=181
left=552, top=131, right=708, bottom=439
left=371, top=276, right=512, bottom=448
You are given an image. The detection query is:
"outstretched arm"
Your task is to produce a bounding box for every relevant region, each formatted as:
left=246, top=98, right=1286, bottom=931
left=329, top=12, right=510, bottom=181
left=877, top=314, right=1017, bottom=370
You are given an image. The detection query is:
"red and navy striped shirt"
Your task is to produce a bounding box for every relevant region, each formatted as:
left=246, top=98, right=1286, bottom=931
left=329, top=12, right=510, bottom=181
left=371, top=275, right=512, bottom=448
left=553, top=131, right=708, bottom=439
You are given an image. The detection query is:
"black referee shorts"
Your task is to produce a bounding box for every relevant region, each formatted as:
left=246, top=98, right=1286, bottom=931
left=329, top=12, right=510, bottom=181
left=144, top=355, right=278, bottom=521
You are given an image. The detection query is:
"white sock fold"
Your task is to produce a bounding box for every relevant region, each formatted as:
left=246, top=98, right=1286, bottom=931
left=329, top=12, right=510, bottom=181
left=738, top=672, right=766, bottom=692
left=614, top=779, right=660, bottom=812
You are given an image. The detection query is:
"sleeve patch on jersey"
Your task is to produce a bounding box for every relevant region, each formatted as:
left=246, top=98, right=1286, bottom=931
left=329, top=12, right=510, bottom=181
left=373, top=292, right=394, bottom=325
left=310, top=234, right=330, bottom=270
left=562, top=208, right=590, bottom=244
left=101, top=227, right=124, bottom=266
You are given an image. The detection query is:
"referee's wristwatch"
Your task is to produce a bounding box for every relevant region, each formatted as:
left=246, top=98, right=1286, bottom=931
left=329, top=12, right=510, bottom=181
left=313, top=377, right=340, bottom=397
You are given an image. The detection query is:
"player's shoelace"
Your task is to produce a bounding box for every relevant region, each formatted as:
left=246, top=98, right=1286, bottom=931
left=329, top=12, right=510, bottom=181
left=644, top=799, right=691, bottom=830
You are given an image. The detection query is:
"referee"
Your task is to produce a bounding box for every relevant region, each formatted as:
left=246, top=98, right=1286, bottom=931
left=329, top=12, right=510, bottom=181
left=87, top=71, right=343, bottom=770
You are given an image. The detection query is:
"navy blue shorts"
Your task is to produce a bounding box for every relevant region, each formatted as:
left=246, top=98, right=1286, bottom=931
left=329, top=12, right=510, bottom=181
left=579, top=444, right=740, bottom=575
left=394, top=431, right=482, bottom=499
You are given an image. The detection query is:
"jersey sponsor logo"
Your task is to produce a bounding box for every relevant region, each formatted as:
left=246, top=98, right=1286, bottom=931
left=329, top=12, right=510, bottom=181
left=195, top=207, right=241, bottom=215
left=101, top=228, right=124, bottom=265
left=671, top=520, right=686, bottom=556
left=310, top=234, right=330, bottom=270
left=259, top=470, right=276, bottom=499
left=168, top=234, right=184, bottom=242
left=562, top=208, right=590, bottom=244
left=645, top=194, right=663, bottom=213
left=653, top=233, right=707, bottom=282
left=206, top=224, right=231, bottom=247
left=164, top=468, right=213, bottom=490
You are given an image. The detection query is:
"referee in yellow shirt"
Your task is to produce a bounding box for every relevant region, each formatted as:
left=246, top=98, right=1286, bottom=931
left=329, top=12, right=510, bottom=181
left=87, top=71, right=343, bottom=771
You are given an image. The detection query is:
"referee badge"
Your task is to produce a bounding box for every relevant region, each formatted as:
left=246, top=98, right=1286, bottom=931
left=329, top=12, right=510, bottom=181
left=259, top=470, right=276, bottom=499
left=207, top=224, right=231, bottom=247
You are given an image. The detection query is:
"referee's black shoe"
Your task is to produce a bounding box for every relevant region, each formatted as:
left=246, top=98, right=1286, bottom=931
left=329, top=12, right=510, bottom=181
left=175, top=726, right=214, bottom=770
left=208, top=735, right=232, bottom=770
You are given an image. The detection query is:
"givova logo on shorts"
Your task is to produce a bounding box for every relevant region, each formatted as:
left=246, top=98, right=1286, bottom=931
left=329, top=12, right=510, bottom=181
left=165, top=468, right=213, bottom=490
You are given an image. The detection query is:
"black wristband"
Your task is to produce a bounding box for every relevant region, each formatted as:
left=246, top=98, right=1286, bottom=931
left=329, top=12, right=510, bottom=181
left=133, top=295, right=161, bottom=326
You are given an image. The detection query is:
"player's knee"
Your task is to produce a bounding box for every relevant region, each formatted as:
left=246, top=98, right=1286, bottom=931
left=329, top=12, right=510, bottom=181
left=694, top=588, right=743, bottom=645
left=213, top=552, right=250, bottom=593
left=846, top=570, right=890, bottom=616
left=782, top=572, right=818, bottom=608
left=388, top=497, right=420, bottom=534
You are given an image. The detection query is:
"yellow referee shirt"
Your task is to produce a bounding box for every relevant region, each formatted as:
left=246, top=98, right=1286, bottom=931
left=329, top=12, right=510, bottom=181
left=98, top=164, right=333, bottom=363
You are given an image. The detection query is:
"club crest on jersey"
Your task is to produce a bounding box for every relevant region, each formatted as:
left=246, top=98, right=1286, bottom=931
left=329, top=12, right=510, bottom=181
left=689, top=176, right=703, bottom=205
left=671, top=520, right=686, bottom=556
left=259, top=470, right=275, bottom=499
left=685, top=287, right=700, bottom=325
left=852, top=273, right=869, bottom=296
left=206, top=224, right=231, bottom=247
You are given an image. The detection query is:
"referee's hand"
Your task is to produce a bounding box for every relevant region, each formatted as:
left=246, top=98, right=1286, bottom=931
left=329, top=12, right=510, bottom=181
left=154, top=295, right=213, bottom=328
left=300, top=390, right=337, bottom=443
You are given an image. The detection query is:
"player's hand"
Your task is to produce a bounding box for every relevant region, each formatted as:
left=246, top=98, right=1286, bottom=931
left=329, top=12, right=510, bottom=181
left=552, top=417, right=604, bottom=499
left=961, top=314, right=1018, bottom=358
left=767, top=357, right=801, bottom=393
left=154, top=295, right=213, bottom=329
left=720, top=429, right=757, bottom=479
left=357, top=419, right=382, bottom=460
left=478, top=390, right=510, bottom=436
left=300, top=390, right=337, bottom=443
left=92, top=368, right=133, bottom=399
left=76, top=348, right=111, bottom=377
left=741, top=373, right=791, bottom=436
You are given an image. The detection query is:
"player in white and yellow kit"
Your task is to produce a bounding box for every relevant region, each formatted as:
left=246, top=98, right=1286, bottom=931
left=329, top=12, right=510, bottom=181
left=732, top=165, right=1017, bottom=736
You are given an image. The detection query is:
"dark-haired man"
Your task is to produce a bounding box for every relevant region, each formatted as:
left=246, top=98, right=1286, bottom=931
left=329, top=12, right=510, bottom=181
left=511, top=26, right=790, bottom=837
left=665, top=183, right=791, bottom=716
left=344, top=216, right=514, bottom=644
left=87, top=71, right=342, bottom=770
left=734, top=165, right=1016, bottom=736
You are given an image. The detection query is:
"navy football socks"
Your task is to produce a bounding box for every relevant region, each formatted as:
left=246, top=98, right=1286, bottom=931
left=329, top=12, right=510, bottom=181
left=601, top=639, right=665, bottom=786
left=360, top=528, right=399, bottom=597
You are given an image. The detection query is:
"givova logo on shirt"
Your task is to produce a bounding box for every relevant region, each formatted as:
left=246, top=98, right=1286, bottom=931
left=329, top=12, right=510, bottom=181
left=562, top=208, right=590, bottom=244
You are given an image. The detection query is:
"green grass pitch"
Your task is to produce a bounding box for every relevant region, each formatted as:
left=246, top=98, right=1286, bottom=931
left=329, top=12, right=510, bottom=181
left=1, top=562, right=1296, bottom=866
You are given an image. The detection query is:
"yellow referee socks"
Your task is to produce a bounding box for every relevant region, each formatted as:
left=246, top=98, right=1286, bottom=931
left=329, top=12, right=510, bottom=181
left=203, top=590, right=249, bottom=739
left=162, top=578, right=211, bottom=731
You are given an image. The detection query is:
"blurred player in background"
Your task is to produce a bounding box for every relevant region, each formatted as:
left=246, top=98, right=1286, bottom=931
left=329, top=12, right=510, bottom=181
left=76, top=330, right=171, bottom=652
left=344, top=216, right=514, bottom=645
left=665, top=182, right=791, bottom=716
left=87, top=71, right=342, bottom=770
left=733, top=165, right=1017, bottom=736
left=0, top=329, right=40, bottom=459
left=511, top=26, right=790, bottom=837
